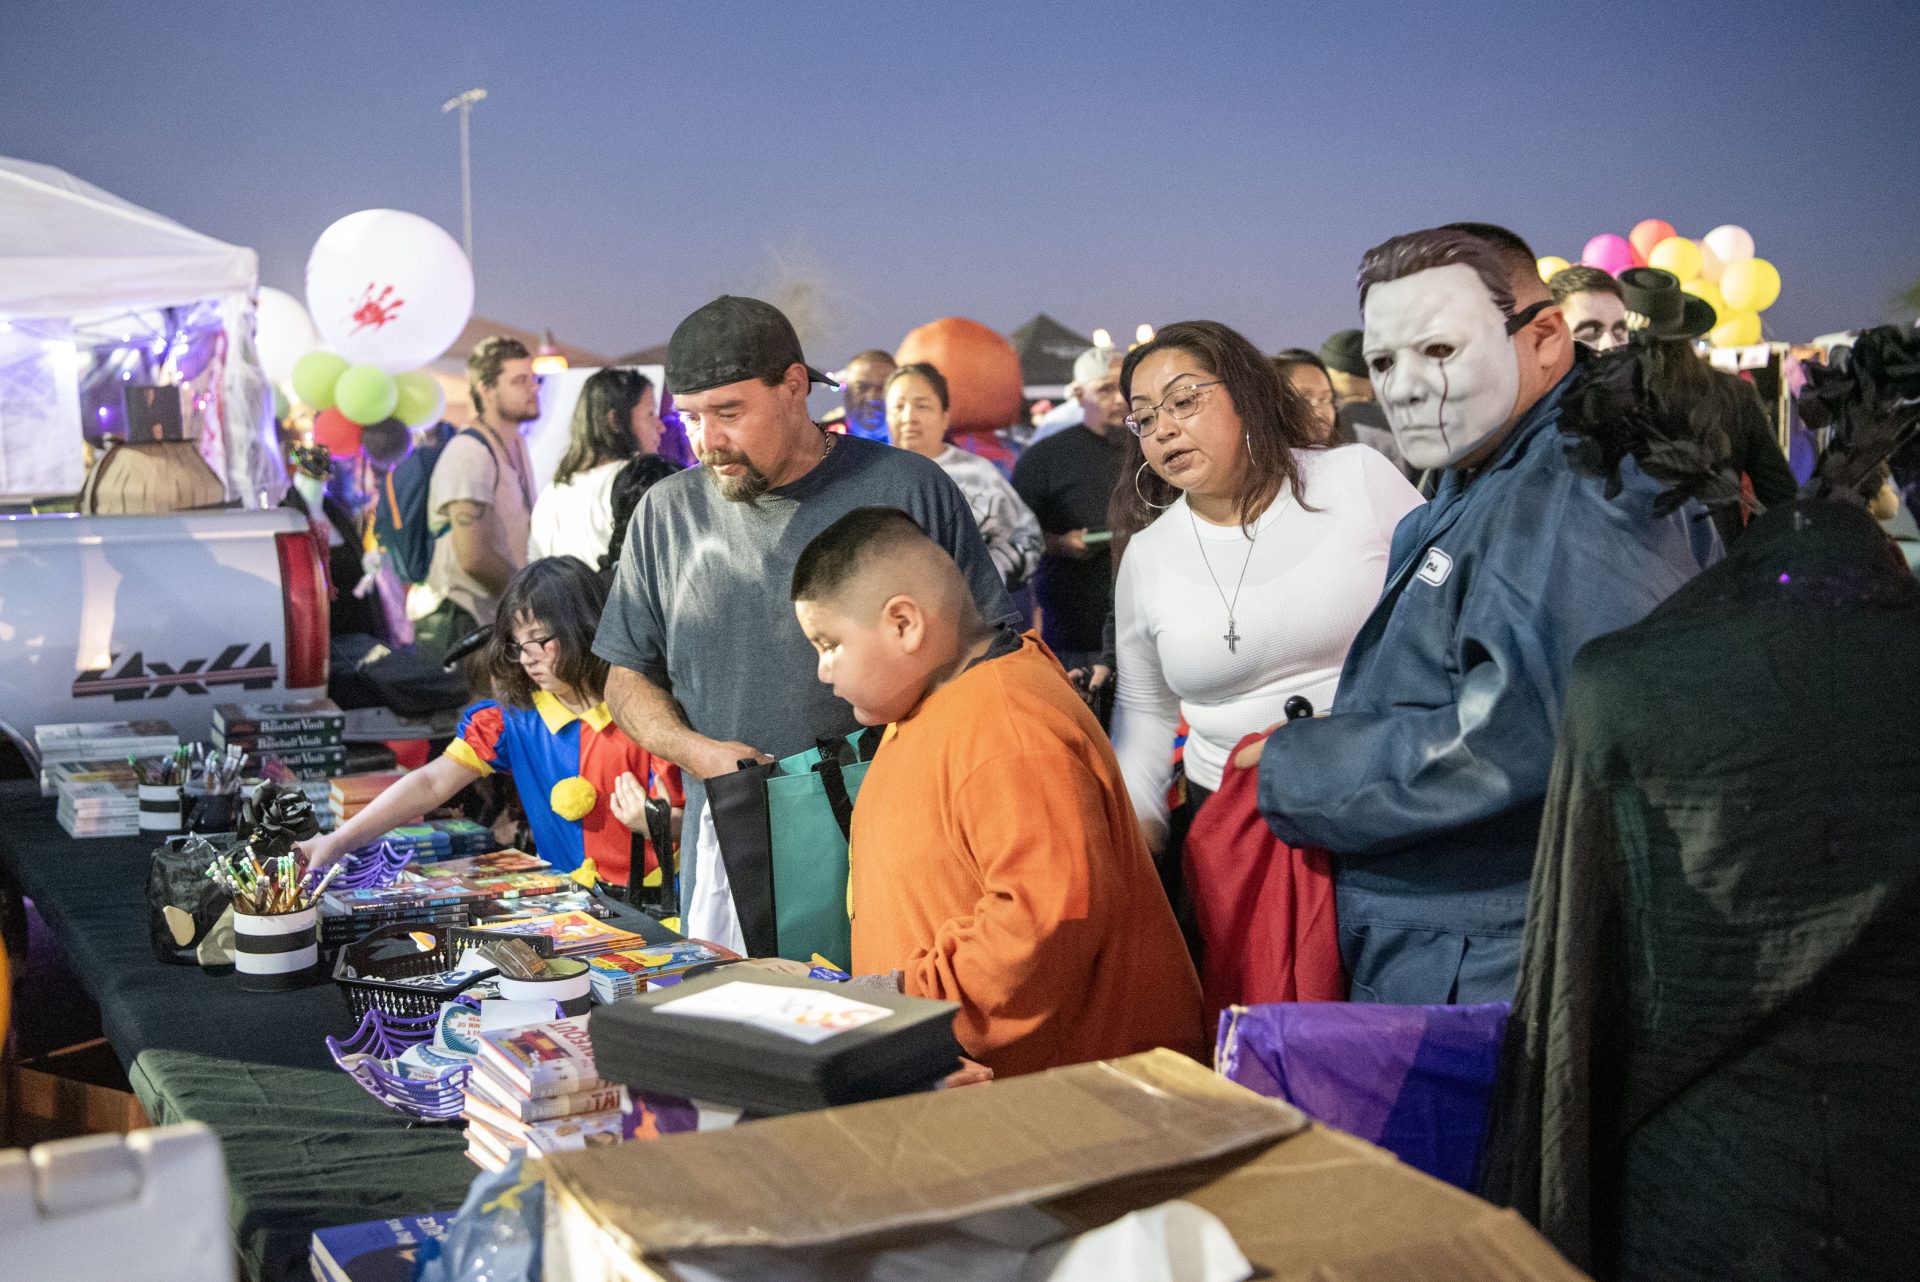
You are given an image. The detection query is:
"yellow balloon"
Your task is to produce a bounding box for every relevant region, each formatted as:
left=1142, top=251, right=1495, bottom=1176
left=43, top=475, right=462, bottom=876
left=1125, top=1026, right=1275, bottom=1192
left=1536, top=255, right=1571, bottom=282
left=1720, top=258, right=1781, bottom=313
left=1681, top=278, right=1725, bottom=323
left=1647, top=236, right=1702, bottom=281
left=1709, top=310, right=1762, bottom=348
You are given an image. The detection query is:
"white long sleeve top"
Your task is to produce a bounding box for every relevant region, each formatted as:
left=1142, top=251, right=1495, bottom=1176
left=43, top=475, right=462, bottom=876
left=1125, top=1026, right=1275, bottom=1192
left=1111, top=444, right=1424, bottom=843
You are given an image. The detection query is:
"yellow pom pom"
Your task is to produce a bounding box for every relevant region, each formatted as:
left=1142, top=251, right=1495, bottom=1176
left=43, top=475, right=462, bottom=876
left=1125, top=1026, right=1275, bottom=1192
left=549, top=775, right=597, bottom=822
left=569, top=857, right=599, bottom=889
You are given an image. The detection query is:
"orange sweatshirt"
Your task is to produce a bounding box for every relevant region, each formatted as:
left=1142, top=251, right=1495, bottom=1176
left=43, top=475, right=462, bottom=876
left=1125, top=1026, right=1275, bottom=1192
left=850, top=632, right=1206, bottom=1077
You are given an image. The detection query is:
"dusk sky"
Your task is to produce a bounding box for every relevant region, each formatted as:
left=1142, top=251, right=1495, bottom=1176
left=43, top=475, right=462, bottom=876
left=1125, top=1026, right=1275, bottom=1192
left=4, top=1, right=1915, bottom=364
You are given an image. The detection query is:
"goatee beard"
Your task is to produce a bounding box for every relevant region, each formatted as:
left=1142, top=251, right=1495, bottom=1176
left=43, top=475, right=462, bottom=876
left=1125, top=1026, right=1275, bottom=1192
left=703, top=453, right=770, bottom=503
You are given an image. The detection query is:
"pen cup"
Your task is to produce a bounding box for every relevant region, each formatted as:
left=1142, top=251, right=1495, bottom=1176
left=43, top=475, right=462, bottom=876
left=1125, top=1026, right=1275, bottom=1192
left=137, top=783, right=183, bottom=834
left=498, top=958, right=592, bottom=1017
left=182, top=784, right=235, bottom=834
left=232, top=905, right=320, bottom=992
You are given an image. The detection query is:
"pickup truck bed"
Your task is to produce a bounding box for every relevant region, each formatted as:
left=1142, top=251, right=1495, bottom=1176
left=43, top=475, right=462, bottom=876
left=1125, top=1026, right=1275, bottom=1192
left=0, top=508, right=327, bottom=754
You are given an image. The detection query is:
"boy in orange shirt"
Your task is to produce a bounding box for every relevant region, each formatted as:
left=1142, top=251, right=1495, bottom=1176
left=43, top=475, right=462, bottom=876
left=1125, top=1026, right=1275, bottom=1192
left=790, top=506, right=1205, bottom=1077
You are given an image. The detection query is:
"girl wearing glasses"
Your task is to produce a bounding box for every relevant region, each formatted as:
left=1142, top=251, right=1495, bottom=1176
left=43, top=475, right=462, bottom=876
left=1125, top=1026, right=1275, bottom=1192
left=1108, top=321, right=1422, bottom=952
left=302, top=557, right=682, bottom=889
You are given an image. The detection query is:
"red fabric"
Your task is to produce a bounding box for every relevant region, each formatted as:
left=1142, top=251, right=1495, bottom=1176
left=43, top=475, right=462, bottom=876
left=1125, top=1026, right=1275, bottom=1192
left=1183, top=729, right=1346, bottom=1024
left=383, top=738, right=430, bottom=770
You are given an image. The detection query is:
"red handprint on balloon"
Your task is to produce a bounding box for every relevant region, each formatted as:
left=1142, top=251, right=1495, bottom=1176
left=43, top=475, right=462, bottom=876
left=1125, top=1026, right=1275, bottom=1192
left=349, top=283, right=405, bottom=334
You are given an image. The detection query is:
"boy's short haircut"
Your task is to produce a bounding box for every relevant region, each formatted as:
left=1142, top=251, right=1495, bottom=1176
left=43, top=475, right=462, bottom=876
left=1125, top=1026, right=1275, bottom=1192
left=790, top=506, right=929, bottom=605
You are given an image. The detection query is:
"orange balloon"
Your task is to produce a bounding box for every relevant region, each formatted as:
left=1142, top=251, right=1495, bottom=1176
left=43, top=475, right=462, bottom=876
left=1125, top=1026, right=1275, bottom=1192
left=311, top=407, right=364, bottom=456
left=1630, top=219, right=1677, bottom=263
left=894, top=318, right=1024, bottom=435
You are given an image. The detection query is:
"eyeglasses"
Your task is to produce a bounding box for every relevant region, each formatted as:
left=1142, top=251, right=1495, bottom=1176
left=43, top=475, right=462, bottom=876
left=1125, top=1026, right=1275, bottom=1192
left=513, top=634, right=556, bottom=662
left=1298, top=392, right=1336, bottom=410
left=1124, top=381, right=1223, bottom=437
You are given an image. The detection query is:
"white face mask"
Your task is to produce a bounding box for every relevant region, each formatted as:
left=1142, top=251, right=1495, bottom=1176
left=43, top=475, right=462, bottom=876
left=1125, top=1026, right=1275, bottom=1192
left=1362, top=263, right=1521, bottom=470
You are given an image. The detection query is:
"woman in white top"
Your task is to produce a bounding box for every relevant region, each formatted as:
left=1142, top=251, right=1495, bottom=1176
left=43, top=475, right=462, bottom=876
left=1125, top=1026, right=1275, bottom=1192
left=1111, top=321, right=1424, bottom=865
left=528, top=368, right=667, bottom=566
left=885, top=361, right=1044, bottom=590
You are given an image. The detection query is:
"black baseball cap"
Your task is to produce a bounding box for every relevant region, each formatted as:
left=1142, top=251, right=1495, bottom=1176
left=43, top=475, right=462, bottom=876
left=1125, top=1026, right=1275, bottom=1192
left=665, top=295, right=839, bottom=396
left=1319, top=329, right=1368, bottom=378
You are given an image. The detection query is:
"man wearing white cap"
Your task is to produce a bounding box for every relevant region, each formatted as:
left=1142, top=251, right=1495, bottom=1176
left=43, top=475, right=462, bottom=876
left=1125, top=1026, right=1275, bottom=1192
left=1013, top=344, right=1126, bottom=673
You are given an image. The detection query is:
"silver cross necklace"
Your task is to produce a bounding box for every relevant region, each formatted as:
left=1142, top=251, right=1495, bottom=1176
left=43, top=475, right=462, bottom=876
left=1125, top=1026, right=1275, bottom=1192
left=1190, top=507, right=1258, bottom=654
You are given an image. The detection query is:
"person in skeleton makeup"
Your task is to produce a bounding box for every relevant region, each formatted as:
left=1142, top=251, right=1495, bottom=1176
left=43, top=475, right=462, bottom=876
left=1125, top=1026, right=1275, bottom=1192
left=1242, top=226, right=1722, bottom=1006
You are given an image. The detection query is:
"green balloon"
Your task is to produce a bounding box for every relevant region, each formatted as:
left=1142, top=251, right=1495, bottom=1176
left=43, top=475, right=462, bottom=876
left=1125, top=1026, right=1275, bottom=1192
left=393, top=371, right=440, bottom=427
left=334, top=364, right=400, bottom=426
left=272, top=385, right=291, bottom=421
left=291, top=350, right=348, bottom=410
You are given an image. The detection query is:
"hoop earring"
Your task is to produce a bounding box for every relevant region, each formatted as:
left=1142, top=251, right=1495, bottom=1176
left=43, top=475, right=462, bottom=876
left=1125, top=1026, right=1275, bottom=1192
left=1134, top=460, right=1174, bottom=511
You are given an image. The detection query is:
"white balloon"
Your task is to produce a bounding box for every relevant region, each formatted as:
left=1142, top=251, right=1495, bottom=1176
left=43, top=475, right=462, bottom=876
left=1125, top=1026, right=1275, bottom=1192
left=254, top=287, right=320, bottom=385
left=305, top=210, right=475, bottom=374
left=1701, top=224, right=1755, bottom=268
left=1695, top=238, right=1727, bottom=284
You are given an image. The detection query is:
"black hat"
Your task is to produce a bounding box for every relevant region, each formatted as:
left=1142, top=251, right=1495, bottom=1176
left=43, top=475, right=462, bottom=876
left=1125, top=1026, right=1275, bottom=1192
left=1617, top=268, right=1717, bottom=342
left=665, top=295, right=838, bottom=396
left=1319, top=329, right=1368, bottom=378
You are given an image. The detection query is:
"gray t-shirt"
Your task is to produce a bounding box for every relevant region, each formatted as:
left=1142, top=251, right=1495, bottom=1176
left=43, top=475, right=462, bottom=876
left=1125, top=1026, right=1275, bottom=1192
left=594, top=433, right=1019, bottom=764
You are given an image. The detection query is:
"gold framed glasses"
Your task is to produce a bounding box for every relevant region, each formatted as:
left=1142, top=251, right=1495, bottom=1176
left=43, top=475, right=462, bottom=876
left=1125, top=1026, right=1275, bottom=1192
left=1124, top=381, right=1223, bottom=437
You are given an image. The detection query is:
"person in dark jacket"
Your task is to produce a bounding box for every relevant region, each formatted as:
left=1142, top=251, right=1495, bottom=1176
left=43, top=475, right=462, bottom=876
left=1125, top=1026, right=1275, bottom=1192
left=1481, top=325, right=1920, bottom=1281
left=1243, top=227, right=1720, bottom=1005
left=1615, top=267, right=1798, bottom=545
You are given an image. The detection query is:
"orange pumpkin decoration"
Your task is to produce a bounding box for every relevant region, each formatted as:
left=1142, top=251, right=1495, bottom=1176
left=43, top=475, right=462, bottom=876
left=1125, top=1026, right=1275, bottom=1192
left=894, top=318, right=1024, bottom=435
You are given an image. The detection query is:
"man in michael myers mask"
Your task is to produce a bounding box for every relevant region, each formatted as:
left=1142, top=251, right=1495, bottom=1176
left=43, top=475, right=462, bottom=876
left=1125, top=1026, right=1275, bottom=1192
left=1243, top=226, right=1721, bottom=1005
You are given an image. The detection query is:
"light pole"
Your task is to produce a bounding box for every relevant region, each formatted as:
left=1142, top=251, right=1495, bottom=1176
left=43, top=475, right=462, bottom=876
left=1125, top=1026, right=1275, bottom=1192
left=440, top=87, right=488, bottom=263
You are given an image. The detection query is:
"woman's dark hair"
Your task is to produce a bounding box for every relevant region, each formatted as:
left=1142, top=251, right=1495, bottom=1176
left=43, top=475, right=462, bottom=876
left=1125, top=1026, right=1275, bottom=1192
left=554, top=368, right=653, bottom=486
left=487, top=557, right=612, bottom=708
left=1270, top=347, right=1331, bottom=382
left=600, top=453, right=683, bottom=580
left=884, top=362, right=950, bottom=410
left=1112, top=320, right=1320, bottom=541
left=1639, top=335, right=1746, bottom=462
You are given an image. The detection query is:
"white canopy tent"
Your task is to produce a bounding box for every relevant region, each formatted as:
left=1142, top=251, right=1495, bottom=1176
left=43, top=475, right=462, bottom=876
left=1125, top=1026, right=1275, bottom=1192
left=0, top=157, right=282, bottom=502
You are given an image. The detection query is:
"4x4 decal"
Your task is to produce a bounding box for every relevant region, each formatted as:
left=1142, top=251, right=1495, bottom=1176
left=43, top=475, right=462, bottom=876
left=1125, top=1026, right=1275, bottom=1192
left=74, top=643, right=277, bottom=701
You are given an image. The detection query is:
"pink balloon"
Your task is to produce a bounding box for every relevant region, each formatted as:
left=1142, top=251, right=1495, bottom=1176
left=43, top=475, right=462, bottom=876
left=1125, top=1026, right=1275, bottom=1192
left=1581, top=234, right=1636, bottom=277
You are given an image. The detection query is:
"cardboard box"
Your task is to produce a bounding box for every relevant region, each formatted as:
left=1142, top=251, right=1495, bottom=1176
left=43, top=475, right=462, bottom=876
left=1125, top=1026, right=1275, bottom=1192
left=3, top=1039, right=150, bottom=1147
left=539, top=1049, right=1587, bottom=1282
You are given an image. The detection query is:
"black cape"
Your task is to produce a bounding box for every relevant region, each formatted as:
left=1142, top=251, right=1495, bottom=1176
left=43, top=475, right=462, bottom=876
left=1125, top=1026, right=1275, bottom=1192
left=1480, top=500, right=1920, bottom=1281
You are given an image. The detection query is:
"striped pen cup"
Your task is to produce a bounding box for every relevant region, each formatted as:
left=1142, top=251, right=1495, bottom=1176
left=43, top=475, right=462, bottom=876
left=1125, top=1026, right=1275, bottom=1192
left=137, top=783, right=183, bottom=834
left=232, top=906, right=320, bottom=992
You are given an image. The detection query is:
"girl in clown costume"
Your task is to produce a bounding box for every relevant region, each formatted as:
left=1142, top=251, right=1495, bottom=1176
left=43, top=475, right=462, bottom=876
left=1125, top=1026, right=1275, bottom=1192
left=303, top=558, right=681, bottom=889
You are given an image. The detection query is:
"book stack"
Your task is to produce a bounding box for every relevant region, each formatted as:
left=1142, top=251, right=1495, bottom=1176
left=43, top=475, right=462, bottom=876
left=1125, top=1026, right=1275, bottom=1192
left=588, top=970, right=963, bottom=1115
left=584, top=939, right=739, bottom=1004
left=463, top=1016, right=631, bottom=1172
left=329, top=770, right=411, bottom=830
left=310, top=1210, right=456, bottom=1282
left=377, top=817, right=494, bottom=864
left=459, top=910, right=652, bottom=959
left=56, top=778, right=142, bottom=838
left=319, top=874, right=495, bottom=948
left=421, top=849, right=550, bottom=877
left=33, top=719, right=177, bottom=796
left=213, top=698, right=347, bottom=780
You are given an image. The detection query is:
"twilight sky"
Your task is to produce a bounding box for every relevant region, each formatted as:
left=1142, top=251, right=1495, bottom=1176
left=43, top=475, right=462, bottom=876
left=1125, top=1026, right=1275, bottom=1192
left=3, top=0, right=1915, bottom=364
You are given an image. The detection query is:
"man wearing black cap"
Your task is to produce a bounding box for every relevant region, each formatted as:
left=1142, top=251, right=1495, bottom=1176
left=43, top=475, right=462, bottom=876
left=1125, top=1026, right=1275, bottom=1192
left=593, top=295, right=1017, bottom=952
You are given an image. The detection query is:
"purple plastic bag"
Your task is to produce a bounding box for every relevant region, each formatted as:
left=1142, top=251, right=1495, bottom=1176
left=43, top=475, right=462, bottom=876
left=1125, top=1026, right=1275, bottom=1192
left=1217, top=1001, right=1509, bottom=1190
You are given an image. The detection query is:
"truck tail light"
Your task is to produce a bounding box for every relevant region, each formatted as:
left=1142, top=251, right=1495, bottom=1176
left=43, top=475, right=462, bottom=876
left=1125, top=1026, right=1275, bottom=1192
left=275, top=530, right=330, bottom=690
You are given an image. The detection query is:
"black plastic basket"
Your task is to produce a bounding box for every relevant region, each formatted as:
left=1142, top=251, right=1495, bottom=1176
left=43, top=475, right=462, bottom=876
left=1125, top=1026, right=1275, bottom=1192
left=331, top=923, right=495, bottom=1019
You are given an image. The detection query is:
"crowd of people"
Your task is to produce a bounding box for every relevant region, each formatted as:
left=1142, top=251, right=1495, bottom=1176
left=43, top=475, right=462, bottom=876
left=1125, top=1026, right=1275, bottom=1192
left=292, top=218, right=1918, bottom=1282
